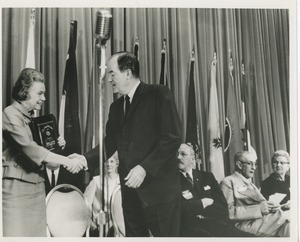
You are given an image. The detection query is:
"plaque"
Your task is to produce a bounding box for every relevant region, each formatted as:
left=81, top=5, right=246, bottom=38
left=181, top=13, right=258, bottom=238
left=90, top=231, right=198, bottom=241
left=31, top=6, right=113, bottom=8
left=30, top=114, right=61, bottom=153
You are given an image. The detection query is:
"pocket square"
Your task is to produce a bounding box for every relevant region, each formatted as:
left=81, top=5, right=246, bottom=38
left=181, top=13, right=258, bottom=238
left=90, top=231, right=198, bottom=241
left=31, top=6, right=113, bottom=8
left=182, top=190, right=193, bottom=199
left=204, top=185, right=211, bottom=191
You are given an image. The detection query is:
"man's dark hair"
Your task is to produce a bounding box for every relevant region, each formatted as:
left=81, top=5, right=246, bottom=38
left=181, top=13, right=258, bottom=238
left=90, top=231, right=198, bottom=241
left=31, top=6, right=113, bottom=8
left=116, top=52, right=140, bottom=78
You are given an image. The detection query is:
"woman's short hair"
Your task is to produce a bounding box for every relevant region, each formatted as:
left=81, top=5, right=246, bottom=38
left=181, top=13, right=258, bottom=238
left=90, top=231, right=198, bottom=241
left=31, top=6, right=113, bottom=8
left=12, top=68, right=45, bottom=101
left=271, top=150, right=290, bottom=163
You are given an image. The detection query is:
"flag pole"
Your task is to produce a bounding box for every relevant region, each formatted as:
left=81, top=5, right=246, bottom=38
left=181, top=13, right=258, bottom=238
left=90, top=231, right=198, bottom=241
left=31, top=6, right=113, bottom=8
left=241, top=63, right=249, bottom=151
left=133, top=36, right=139, bottom=59
left=159, top=39, right=167, bottom=86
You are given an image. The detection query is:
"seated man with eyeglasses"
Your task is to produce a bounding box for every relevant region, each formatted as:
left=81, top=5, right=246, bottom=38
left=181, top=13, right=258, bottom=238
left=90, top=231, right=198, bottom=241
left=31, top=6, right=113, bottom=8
left=260, top=150, right=290, bottom=211
left=220, top=151, right=290, bottom=237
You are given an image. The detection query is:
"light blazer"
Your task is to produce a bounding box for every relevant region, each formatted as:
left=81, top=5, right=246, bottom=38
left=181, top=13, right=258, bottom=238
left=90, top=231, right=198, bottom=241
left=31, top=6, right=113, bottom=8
left=220, top=171, right=289, bottom=236
left=220, top=171, right=265, bottom=220
left=85, top=82, right=182, bottom=207
left=2, top=101, right=48, bottom=183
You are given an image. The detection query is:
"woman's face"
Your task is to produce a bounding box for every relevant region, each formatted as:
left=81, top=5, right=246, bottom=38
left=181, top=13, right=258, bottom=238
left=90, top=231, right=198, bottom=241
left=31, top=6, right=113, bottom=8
left=272, top=156, right=290, bottom=176
left=105, top=157, right=118, bottom=174
left=23, top=81, right=46, bottom=111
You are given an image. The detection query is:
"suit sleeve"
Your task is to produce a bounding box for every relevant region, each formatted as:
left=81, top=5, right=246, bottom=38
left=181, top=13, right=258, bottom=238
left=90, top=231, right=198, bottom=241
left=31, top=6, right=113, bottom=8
left=84, top=145, right=100, bottom=171
left=202, top=173, right=229, bottom=219
left=140, top=86, right=182, bottom=178
left=2, top=107, right=49, bottom=166
left=220, top=177, right=263, bottom=220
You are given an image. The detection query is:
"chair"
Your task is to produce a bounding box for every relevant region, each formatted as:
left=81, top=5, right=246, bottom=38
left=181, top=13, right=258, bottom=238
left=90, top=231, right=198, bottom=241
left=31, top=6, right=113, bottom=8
left=109, top=185, right=125, bottom=237
left=46, top=184, right=90, bottom=237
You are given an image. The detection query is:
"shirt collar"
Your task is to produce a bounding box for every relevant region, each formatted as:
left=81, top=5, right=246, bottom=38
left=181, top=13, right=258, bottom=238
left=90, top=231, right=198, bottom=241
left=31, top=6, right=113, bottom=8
left=234, top=170, right=253, bottom=184
left=12, top=101, right=33, bottom=120
left=126, top=80, right=140, bottom=102
left=180, top=169, right=193, bottom=180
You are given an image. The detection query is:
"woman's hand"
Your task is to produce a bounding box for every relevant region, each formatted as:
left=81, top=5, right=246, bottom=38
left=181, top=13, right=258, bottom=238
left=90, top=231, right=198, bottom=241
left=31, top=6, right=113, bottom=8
left=57, top=136, right=66, bottom=150
left=64, top=157, right=85, bottom=173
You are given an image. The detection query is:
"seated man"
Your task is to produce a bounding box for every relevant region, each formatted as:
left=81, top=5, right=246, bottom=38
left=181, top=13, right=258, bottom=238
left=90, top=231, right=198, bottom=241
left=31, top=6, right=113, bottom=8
left=220, top=151, right=290, bottom=237
left=177, top=143, right=255, bottom=237
left=260, top=150, right=290, bottom=210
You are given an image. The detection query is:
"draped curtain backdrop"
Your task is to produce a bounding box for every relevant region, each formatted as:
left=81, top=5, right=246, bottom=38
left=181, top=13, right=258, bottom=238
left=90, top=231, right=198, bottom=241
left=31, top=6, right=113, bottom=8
left=2, top=8, right=289, bottom=185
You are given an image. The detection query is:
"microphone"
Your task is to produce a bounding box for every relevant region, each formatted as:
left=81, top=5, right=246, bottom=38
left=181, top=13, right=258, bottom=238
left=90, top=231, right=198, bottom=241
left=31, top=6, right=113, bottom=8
left=95, top=10, right=112, bottom=45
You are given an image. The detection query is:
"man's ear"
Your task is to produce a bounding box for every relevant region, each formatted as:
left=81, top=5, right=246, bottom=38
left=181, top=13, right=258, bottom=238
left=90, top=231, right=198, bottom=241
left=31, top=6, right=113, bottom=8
left=126, top=69, right=132, bottom=77
left=236, top=160, right=242, bottom=170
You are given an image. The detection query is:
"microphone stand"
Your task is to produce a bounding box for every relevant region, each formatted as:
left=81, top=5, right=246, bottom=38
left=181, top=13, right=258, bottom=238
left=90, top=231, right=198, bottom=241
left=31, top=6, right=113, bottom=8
left=96, top=39, right=108, bottom=237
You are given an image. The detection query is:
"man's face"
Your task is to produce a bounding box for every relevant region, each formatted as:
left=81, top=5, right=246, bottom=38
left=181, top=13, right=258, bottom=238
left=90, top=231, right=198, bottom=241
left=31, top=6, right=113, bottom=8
left=272, top=156, right=290, bottom=176
left=238, top=153, right=257, bottom=179
left=107, top=56, right=130, bottom=95
left=177, top=144, right=195, bottom=173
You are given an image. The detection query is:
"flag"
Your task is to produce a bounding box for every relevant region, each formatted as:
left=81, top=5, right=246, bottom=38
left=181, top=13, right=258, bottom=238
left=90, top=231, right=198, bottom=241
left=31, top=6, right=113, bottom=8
left=25, top=9, right=38, bottom=117
left=58, top=20, right=81, bottom=155
left=159, top=39, right=168, bottom=86
left=241, top=64, right=257, bottom=159
left=84, top=64, right=97, bottom=152
left=186, top=50, right=201, bottom=170
left=25, top=9, right=36, bottom=68
left=133, top=37, right=139, bottom=60
left=208, top=52, right=225, bottom=182
left=224, top=57, right=243, bottom=175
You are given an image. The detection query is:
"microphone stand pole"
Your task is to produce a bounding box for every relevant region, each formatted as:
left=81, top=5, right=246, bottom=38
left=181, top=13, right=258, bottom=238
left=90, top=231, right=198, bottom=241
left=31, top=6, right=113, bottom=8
left=96, top=40, right=108, bottom=237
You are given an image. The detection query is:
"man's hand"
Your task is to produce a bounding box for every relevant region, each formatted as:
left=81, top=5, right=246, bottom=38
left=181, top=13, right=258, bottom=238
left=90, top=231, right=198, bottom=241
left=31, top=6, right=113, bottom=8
left=260, top=201, right=277, bottom=215
left=64, top=155, right=86, bottom=174
left=68, top=153, right=88, bottom=170
left=201, top=198, right=214, bottom=209
left=125, top=165, right=146, bottom=188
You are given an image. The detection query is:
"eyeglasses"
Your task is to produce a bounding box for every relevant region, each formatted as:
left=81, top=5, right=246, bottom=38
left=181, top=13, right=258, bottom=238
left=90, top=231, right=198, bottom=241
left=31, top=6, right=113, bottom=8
left=240, top=161, right=258, bottom=168
left=272, top=161, right=290, bottom=165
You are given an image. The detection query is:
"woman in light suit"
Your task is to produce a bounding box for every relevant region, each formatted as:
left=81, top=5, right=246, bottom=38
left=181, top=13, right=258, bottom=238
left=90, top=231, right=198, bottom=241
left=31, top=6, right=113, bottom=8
left=2, top=68, right=84, bottom=237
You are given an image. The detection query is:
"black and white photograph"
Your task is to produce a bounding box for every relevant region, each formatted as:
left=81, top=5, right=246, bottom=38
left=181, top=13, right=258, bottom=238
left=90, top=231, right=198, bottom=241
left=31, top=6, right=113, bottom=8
left=0, top=0, right=298, bottom=241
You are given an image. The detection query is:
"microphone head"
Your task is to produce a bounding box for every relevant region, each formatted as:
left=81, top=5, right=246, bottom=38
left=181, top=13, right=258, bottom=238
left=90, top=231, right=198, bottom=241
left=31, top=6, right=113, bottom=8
left=95, top=10, right=112, bottom=44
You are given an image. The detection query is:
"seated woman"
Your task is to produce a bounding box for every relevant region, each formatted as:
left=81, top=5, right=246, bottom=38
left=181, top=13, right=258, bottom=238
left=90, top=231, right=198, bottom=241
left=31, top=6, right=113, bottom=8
left=260, top=150, right=290, bottom=210
left=84, top=152, right=124, bottom=237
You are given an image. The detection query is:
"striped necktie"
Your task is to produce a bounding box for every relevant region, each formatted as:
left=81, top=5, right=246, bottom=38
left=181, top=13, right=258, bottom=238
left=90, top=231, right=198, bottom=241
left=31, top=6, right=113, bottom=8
left=185, top=172, right=194, bottom=185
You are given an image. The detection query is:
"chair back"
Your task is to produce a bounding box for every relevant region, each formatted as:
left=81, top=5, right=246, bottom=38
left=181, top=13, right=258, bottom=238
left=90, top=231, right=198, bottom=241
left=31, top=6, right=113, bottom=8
left=46, top=184, right=90, bottom=237
left=109, top=185, right=125, bottom=237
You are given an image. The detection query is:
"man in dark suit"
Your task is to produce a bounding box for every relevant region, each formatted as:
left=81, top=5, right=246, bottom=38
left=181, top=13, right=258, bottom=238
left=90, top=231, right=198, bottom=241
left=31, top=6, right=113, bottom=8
left=75, top=52, right=182, bottom=237
left=178, top=143, right=255, bottom=237
left=43, top=164, right=85, bottom=195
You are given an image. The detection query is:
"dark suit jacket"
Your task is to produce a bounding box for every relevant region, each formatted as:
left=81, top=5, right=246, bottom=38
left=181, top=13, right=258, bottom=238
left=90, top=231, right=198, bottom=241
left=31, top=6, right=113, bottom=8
left=84, top=82, right=182, bottom=207
left=260, top=173, right=290, bottom=205
left=180, top=170, right=229, bottom=234
left=43, top=166, right=85, bottom=195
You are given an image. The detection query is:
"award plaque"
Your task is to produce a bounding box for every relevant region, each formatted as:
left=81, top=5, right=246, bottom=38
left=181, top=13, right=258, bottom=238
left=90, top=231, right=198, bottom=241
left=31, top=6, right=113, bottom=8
left=30, top=114, right=60, bottom=153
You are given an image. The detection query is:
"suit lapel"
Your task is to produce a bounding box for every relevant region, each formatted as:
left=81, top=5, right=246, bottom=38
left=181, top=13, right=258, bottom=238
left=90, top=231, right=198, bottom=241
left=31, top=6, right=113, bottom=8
left=193, top=170, right=202, bottom=194
left=123, top=82, right=144, bottom=121
left=180, top=172, right=194, bottom=191
left=233, top=172, right=265, bottom=202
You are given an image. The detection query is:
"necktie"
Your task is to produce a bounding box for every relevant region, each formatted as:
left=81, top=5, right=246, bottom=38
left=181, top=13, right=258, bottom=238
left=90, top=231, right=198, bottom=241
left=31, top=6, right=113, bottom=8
left=51, top=170, right=56, bottom=189
left=124, top=95, right=130, bottom=116
left=185, top=173, right=193, bottom=185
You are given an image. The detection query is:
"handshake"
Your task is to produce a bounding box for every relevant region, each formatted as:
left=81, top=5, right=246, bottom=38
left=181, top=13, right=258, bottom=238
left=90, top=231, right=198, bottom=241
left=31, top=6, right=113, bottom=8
left=64, top=153, right=88, bottom=174
left=55, top=136, right=88, bottom=174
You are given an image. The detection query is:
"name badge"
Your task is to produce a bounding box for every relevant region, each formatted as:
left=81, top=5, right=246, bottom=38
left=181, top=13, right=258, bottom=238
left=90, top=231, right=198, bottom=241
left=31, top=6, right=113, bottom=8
left=204, top=185, right=211, bottom=191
